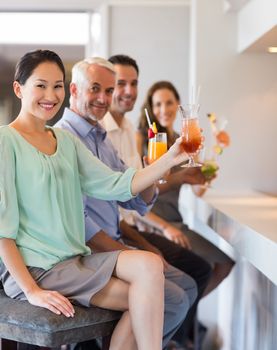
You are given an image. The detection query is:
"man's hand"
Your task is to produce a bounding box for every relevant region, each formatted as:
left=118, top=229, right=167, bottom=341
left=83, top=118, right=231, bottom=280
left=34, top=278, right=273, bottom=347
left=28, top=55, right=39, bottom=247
left=163, top=225, right=192, bottom=249
left=179, top=166, right=207, bottom=185
left=168, top=166, right=207, bottom=187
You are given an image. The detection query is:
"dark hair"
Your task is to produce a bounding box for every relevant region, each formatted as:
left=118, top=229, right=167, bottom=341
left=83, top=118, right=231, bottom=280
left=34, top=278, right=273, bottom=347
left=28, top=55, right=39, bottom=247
left=14, top=49, right=66, bottom=85
left=108, top=54, right=139, bottom=75
left=138, top=81, right=180, bottom=148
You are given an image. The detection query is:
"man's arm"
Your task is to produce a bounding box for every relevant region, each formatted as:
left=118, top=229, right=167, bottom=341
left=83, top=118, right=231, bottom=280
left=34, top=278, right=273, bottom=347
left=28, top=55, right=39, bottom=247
left=120, top=220, right=169, bottom=270
left=136, top=211, right=192, bottom=249
left=86, top=230, right=129, bottom=252
left=138, top=184, right=157, bottom=204
left=119, top=220, right=163, bottom=256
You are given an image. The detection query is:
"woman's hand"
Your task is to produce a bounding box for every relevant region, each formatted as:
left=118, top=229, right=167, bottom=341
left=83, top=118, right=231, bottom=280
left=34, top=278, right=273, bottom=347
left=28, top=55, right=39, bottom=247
left=168, top=134, right=204, bottom=167
left=167, top=136, right=189, bottom=166
left=163, top=225, right=192, bottom=250
left=26, top=287, right=75, bottom=317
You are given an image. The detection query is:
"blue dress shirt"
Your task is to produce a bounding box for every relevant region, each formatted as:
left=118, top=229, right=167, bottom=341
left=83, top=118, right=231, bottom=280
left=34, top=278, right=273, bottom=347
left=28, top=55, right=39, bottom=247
left=56, top=108, right=156, bottom=241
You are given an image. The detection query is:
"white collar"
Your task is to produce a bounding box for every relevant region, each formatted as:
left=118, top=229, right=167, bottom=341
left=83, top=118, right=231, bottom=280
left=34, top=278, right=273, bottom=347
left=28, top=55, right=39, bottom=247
left=101, top=111, right=128, bottom=132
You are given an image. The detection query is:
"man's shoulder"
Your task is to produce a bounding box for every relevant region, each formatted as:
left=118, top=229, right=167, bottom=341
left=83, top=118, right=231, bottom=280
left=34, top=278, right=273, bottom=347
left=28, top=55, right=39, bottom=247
left=123, top=117, right=135, bottom=128
left=55, top=117, right=78, bottom=136
left=100, top=112, right=118, bottom=132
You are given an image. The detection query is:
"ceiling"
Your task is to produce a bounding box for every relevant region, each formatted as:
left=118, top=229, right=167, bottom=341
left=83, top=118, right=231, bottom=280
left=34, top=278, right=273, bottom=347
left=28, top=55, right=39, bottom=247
left=246, top=25, right=277, bottom=53
left=0, top=0, right=101, bottom=12
left=0, top=1, right=276, bottom=83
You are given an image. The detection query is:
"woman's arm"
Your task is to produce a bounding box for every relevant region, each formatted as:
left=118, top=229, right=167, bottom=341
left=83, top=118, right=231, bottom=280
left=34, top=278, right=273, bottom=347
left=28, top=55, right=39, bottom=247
left=131, top=137, right=187, bottom=195
left=0, top=238, right=74, bottom=317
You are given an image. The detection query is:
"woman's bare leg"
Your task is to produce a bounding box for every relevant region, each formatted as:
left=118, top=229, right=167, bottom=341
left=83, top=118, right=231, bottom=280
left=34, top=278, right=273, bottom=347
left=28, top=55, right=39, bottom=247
left=109, top=311, right=137, bottom=350
left=91, top=274, right=129, bottom=311
left=91, top=276, right=137, bottom=350
left=91, top=250, right=164, bottom=350
left=115, top=250, right=164, bottom=350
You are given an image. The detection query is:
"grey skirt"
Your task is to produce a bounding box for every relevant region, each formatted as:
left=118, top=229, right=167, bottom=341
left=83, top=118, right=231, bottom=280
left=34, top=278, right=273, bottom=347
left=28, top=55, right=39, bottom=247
left=1, top=251, right=122, bottom=307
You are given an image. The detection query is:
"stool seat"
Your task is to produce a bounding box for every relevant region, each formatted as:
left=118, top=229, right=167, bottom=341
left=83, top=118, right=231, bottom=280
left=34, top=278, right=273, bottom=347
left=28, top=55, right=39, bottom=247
left=0, top=289, right=121, bottom=347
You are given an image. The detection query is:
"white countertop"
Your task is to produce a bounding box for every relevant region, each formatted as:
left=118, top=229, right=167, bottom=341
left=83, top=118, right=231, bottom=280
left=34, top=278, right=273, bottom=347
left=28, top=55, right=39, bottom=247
left=204, top=190, right=277, bottom=244
left=179, top=188, right=277, bottom=285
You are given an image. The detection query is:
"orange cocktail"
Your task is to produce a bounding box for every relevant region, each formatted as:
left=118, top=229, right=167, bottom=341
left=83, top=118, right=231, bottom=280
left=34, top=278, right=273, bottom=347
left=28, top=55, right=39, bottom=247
left=182, top=118, right=202, bottom=154
left=179, top=103, right=202, bottom=167
left=148, top=132, right=167, bottom=164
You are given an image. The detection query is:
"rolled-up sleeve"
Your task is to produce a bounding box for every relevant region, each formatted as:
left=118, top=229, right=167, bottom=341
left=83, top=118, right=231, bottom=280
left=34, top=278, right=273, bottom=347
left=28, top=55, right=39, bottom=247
left=0, top=133, right=19, bottom=239
left=118, top=187, right=159, bottom=216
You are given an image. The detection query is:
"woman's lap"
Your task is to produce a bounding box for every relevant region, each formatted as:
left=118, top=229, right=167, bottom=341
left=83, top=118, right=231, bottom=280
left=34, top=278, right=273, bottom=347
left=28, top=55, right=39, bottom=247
left=1, top=251, right=121, bottom=307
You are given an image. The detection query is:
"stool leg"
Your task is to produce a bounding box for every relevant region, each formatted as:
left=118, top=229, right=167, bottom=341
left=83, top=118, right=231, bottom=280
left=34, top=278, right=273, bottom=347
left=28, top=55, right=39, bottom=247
left=193, top=313, right=200, bottom=350
left=0, top=339, right=17, bottom=350
left=102, top=335, right=111, bottom=350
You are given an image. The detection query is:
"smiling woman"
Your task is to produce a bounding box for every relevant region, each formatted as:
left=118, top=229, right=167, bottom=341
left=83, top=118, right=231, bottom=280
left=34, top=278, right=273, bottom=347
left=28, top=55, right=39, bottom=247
left=0, top=49, right=165, bottom=350
left=0, top=49, right=193, bottom=350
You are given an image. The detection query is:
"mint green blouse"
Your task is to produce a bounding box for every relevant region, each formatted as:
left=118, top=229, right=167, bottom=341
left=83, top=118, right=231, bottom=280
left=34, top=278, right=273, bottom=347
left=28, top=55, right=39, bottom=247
left=0, top=126, right=136, bottom=270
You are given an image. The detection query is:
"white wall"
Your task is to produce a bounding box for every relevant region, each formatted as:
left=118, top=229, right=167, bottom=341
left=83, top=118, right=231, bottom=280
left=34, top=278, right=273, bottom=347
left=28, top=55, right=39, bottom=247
left=196, top=0, right=277, bottom=194
left=238, top=0, right=277, bottom=52
left=104, top=0, right=277, bottom=195
left=107, top=3, right=190, bottom=129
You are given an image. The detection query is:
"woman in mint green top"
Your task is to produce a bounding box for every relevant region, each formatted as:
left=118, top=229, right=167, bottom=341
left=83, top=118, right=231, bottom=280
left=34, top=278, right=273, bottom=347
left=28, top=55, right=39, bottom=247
left=0, top=50, right=189, bottom=350
left=0, top=125, right=136, bottom=270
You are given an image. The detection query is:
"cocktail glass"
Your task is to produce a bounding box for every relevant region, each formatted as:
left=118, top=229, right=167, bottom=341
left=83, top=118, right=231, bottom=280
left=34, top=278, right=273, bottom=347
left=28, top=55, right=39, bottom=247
left=148, top=132, right=168, bottom=184
left=179, top=104, right=202, bottom=167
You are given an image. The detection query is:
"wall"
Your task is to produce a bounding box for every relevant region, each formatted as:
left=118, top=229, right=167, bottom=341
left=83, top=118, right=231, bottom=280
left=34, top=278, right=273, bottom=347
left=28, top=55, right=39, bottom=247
left=238, top=0, right=277, bottom=52
left=106, top=2, right=190, bottom=128
left=195, top=0, right=277, bottom=194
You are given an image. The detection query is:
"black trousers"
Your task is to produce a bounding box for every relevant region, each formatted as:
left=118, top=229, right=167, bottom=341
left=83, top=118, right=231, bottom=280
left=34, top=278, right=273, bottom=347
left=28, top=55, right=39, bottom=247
left=140, top=231, right=212, bottom=344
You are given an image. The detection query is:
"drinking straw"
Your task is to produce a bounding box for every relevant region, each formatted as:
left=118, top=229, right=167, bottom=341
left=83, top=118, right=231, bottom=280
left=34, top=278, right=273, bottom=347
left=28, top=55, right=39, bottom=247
left=196, top=85, right=201, bottom=107
left=190, top=86, right=194, bottom=105
left=144, top=108, right=152, bottom=128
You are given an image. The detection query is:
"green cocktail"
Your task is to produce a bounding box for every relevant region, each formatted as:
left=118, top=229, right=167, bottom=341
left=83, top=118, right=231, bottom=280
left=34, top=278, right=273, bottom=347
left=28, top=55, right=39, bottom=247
left=201, top=160, right=219, bottom=179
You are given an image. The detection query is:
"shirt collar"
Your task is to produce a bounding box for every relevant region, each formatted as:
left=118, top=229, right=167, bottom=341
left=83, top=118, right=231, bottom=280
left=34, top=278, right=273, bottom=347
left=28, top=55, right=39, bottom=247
left=101, top=111, right=129, bottom=132
left=62, top=108, right=107, bottom=140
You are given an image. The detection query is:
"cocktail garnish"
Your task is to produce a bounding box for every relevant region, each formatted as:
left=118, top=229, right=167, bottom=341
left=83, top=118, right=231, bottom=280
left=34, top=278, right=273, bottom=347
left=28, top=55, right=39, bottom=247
left=148, top=127, right=155, bottom=139
left=152, top=122, right=158, bottom=134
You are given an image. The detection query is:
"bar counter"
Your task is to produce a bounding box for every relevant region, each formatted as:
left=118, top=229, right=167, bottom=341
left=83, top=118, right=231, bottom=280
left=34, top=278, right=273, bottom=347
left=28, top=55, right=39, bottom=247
left=180, top=188, right=277, bottom=285
left=179, top=188, right=277, bottom=350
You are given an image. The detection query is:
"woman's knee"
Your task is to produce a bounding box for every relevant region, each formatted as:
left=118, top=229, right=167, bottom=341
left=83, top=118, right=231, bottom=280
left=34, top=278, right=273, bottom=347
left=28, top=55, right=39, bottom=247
left=115, top=250, right=164, bottom=285
left=135, top=251, right=164, bottom=281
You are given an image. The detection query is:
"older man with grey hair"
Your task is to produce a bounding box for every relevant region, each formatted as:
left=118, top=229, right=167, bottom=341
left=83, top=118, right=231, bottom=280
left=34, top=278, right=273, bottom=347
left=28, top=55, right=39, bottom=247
left=56, top=57, right=198, bottom=349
